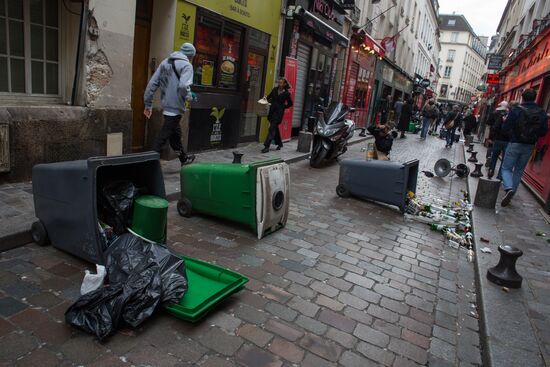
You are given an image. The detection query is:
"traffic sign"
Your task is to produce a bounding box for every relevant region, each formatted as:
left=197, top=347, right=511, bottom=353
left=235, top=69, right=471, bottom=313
left=487, top=54, right=504, bottom=70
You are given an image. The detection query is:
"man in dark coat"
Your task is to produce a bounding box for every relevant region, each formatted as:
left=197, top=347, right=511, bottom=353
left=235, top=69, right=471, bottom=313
left=262, top=78, right=293, bottom=153
left=486, top=101, right=509, bottom=179
left=398, top=98, right=413, bottom=138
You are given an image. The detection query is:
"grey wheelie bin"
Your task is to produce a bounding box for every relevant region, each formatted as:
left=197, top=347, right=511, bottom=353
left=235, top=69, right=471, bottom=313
left=336, top=159, right=419, bottom=212
left=31, top=152, right=166, bottom=264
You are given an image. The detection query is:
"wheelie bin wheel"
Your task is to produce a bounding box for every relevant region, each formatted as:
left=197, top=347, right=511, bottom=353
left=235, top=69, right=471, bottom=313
left=336, top=184, right=350, bottom=198
left=177, top=198, right=193, bottom=217
left=31, top=221, right=49, bottom=246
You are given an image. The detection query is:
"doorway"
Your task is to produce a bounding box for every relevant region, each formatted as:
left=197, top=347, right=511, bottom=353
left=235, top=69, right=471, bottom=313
left=240, top=50, right=266, bottom=141
left=131, top=0, right=153, bottom=151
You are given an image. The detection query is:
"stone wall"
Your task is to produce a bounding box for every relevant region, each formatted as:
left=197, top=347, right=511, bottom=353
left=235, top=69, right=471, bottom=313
left=0, top=106, right=132, bottom=183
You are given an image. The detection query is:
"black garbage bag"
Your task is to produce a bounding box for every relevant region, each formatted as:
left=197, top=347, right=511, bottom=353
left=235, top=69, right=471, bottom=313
left=65, top=234, right=187, bottom=340
left=99, top=181, right=138, bottom=235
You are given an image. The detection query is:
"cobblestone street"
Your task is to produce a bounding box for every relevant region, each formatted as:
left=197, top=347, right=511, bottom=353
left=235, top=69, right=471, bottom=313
left=0, top=135, right=482, bottom=366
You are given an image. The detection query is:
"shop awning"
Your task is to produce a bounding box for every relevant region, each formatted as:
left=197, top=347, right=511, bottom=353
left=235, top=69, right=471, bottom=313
left=298, top=11, right=349, bottom=47
left=360, top=32, right=385, bottom=58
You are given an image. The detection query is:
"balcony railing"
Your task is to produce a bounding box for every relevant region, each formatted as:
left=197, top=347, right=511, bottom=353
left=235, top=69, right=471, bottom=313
left=509, top=14, right=550, bottom=61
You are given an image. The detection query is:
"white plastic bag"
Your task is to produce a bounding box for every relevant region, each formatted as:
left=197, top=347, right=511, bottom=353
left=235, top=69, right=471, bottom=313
left=256, top=97, right=271, bottom=117
left=80, top=265, right=106, bottom=295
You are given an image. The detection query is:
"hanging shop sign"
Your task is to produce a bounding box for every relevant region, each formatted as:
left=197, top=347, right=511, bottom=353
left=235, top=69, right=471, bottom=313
left=312, top=0, right=335, bottom=21
left=381, top=37, right=396, bottom=54
left=487, top=73, right=500, bottom=85
left=420, top=78, right=431, bottom=88
left=341, top=0, right=356, bottom=9
left=487, top=54, right=504, bottom=70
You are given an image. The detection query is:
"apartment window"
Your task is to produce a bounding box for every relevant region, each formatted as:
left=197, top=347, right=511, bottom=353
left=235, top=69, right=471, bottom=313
left=444, top=66, right=452, bottom=78
left=448, top=19, right=456, bottom=26
left=450, top=32, right=459, bottom=42
left=440, top=84, right=448, bottom=97
left=0, top=0, right=60, bottom=95
left=447, top=49, right=456, bottom=62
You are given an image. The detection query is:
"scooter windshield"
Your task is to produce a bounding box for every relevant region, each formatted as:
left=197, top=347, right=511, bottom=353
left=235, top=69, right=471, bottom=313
left=325, top=102, right=349, bottom=125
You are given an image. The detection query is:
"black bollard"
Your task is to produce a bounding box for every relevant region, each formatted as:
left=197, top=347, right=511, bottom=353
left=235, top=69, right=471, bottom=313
left=467, top=143, right=475, bottom=153
left=487, top=245, right=523, bottom=288
left=232, top=151, right=244, bottom=164
left=471, top=163, right=484, bottom=177
left=468, top=151, right=478, bottom=162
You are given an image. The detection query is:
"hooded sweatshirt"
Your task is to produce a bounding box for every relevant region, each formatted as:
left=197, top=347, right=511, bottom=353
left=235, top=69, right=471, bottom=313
left=144, top=51, right=194, bottom=115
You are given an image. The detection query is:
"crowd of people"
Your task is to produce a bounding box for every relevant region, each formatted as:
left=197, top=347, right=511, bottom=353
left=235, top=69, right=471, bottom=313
left=370, top=89, right=547, bottom=207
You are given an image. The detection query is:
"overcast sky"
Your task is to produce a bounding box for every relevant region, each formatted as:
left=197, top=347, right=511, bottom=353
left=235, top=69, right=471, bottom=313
left=439, top=0, right=508, bottom=42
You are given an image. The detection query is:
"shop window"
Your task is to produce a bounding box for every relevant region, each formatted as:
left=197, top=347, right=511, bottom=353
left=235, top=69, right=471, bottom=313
left=193, top=13, right=243, bottom=90
left=0, top=0, right=59, bottom=95
left=248, top=28, right=269, bottom=50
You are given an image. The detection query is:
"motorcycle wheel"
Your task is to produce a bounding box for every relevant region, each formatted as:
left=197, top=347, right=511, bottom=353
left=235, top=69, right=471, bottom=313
left=310, top=145, right=328, bottom=168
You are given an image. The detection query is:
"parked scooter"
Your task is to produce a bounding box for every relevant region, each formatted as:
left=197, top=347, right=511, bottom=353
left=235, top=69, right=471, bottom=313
left=310, top=102, right=356, bottom=168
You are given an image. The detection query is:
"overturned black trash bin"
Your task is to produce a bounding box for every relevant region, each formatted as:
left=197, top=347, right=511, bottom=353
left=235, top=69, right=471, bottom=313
left=336, top=159, right=419, bottom=212
left=31, top=152, right=166, bottom=264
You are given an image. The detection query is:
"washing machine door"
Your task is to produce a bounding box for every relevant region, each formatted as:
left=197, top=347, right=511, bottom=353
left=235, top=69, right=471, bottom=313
left=256, top=163, right=290, bottom=239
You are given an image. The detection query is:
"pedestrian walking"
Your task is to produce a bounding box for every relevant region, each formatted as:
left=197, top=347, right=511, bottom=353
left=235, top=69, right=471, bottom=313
left=420, top=99, right=439, bottom=140
left=261, top=78, right=293, bottom=153
left=500, top=89, right=548, bottom=206
left=144, top=43, right=196, bottom=165
left=463, top=109, right=478, bottom=138
left=444, top=105, right=462, bottom=148
left=398, top=98, right=413, bottom=138
left=486, top=101, right=510, bottom=179
left=394, top=97, right=404, bottom=126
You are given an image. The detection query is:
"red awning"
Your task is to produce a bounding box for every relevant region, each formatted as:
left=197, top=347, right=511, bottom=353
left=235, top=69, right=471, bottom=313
left=359, top=30, right=385, bottom=58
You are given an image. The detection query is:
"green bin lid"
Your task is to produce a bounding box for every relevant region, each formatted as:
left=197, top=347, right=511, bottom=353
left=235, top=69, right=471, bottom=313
left=135, top=195, right=169, bottom=209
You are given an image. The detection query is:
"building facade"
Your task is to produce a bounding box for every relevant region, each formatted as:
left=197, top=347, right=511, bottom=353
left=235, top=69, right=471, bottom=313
left=0, top=0, right=285, bottom=181
left=437, top=14, right=487, bottom=106
left=493, top=0, right=550, bottom=211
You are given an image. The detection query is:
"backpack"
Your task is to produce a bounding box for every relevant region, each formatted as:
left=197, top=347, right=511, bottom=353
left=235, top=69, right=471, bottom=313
left=516, top=106, right=543, bottom=144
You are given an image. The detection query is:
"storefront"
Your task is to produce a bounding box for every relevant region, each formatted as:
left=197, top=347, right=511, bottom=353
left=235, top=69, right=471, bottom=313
left=280, top=0, right=349, bottom=135
left=499, top=22, right=550, bottom=211
left=172, top=0, right=281, bottom=151
left=370, top=59, right=414, bottom=124
left=342, top=30, right=384, bottom=128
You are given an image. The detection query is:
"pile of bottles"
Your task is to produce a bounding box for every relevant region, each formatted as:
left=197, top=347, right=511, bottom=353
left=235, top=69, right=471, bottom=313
left=405, top=190, right=475, bottom=262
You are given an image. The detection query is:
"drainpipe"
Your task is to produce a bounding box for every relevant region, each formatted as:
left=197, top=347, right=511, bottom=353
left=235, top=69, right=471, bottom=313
left=71, top=0, right=89, bottom=106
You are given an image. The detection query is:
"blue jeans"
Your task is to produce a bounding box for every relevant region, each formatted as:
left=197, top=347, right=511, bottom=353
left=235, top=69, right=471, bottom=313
left=489, top=140, right=508, bottom=179
left=501, top=142, right=533, bottom=192
left=446, top=127, right=457, bottom=146
left=421, top=117, right=431, bottom=138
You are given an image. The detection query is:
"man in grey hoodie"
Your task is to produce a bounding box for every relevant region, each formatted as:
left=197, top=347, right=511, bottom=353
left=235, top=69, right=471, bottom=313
left=144, top=43, right=196, bottom=165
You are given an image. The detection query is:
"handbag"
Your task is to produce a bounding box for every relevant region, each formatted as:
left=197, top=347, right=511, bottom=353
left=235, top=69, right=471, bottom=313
left=256, top=97, right=271, bottom=117
left=445, top=119, right=455, bottom=129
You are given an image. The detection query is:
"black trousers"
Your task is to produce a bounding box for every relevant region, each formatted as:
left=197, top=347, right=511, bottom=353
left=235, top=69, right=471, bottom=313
left=264, top=121, right=283, bottom=148
left=153, top=114, right=187, bottom=161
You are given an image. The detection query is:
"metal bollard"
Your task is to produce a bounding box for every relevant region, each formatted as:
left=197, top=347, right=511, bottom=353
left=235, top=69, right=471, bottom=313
left=467, top=143, right=475, bottom=153
left=468, top=151, right=478, bottom=162
left=465, top=135, right=474, bottom=146
left=232, top=151, right=244, bottom=164
left=470, top=163, right=484, bottom=177
left=487, top=245, right=523, bottom=288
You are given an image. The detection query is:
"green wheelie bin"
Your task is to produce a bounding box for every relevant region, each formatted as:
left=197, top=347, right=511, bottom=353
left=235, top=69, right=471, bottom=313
left=177, top=158, right=290, bottom=239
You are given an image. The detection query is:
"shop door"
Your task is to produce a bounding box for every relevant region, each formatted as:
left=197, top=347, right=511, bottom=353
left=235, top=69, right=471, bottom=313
left=292, top=43, right=311, bottom=129
left=304, top=47, right=333, bottom=123
left=131, top=0, right=153, bottom=151
left=240, top=51, right=266, bottom=141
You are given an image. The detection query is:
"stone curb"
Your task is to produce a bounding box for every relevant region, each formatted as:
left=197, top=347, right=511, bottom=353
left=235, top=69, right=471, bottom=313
left=1, top=136, right=371, bottom=252
left=464, top=143, right=545, bottom=367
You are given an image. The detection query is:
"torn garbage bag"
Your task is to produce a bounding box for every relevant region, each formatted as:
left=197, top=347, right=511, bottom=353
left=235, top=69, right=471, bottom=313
left=98, top=181, right=138, bottom=235
left=65, top=233, right=188, bottom=340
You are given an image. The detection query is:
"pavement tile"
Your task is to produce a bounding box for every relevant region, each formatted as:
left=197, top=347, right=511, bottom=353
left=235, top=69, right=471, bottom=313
left=356, top=341, right=395, bottom=366
left=288, top=297, right=320, bottom=318
left=301, top=352, right=337, bottom=367
left=388, top=338, right=428, bottom=365
left=325, top=327, right=357, bottom=348
left=197, top=327, right=244, bottom=356
left=318, top=309, right=356, bottom=333
left=264, top=319, right=303, bottom=342
left=269, top=337, right=304, bottom=363
left=299, top=332, right=342, bottom=362
left=237, top=323, right=273, bottom=347
left=315, top=295, right=345, bottom=311
left=237, top=343, right=283, bottom=367
left=264, top=302, right=298, bottom=322
left=295, top=315, right=327, bottom=335
left=353, top=324, right=390, bottom=348
left=201, top=355, right=235, bottom=367
left=0, top=297, right=28, bottom=317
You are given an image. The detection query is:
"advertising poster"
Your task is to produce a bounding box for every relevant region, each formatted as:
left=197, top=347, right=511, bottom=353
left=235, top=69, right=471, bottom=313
left=280, top=57, right=297, bottom=142
left=173, top=2, right=196, bottom=51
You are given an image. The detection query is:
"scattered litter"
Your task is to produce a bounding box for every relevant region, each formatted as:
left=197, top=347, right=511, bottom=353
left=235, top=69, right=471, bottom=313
left=480, top=237, right=490, bottom=243
left=80, top=265, right=106, bottom=295
left=535, top=231, right=547, bottom=237
left=502, top=287, right=510, bottom=293
left=480, top=247, right=492, bottom=254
